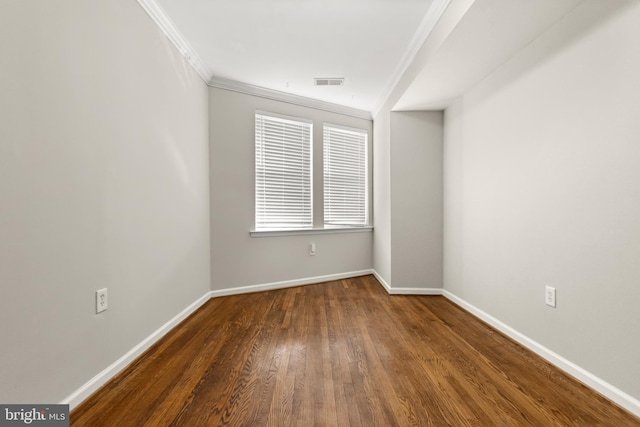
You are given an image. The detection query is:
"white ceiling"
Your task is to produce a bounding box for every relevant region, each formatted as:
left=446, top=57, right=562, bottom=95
left=152, top=0, right=441, bottom=113
left=393, top=0, right=583, bottom=110
left=144, top=0, right=588, bottom=116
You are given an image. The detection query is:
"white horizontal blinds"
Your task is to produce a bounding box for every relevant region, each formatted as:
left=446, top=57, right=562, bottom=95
left=255, top=112, right=313, bottom=230
left=323, top=124, right=368, bottom=226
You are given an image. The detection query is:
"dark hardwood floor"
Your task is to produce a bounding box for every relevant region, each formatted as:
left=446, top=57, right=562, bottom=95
left=71, top=275, right=639, bottom=426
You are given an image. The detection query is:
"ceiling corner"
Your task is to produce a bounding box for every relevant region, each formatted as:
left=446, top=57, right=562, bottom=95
left=371, top=0, right=452, bottom=116
left=136, top=0, right=213, bottom=83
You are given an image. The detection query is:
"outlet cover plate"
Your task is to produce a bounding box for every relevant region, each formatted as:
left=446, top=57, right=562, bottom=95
left=545, top=286, right=556, bottom=308
left=96, top=288, right=108, bottom=313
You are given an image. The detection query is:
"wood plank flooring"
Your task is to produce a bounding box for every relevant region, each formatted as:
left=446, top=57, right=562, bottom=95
left=71, top=275, right=639, bottom=426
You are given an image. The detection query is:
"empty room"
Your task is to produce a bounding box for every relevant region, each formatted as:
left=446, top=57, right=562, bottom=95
left=1, top=0, right=639, bottom=425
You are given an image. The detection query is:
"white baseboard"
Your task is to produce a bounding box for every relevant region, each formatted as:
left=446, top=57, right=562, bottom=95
left=371, top=270, right=391, bottom=292
left=371, top=270, right=443, bottom=295
left=61, top=291, right=211, bottom=410
left=63, top=271, right=639, bottom=418
left=62, top=270, right=374, bottom=410
left=209, top=270, right=374, bottom=298
left=442, top=290, right=640, bottom=418
left=386, top=287, right=443, bottom=295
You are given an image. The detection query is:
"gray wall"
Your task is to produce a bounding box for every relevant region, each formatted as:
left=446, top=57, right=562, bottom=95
left=0, top=0, right=211, bottom=403
left=209, top=87, right=373, bottom=290
left=373, top=108, right=392, bottom=284
left=372, top=2, right=465, bottom=288
left=390, top=112, right=443, bottom=288
left=443, top=99, right=464, bottom=296
left=443, top=0, right=640, bottom=400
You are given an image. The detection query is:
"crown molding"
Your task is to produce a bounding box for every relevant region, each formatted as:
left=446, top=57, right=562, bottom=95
left=372, top=0, right=452, bottom=117
left=136, top=0, right=213, bottom=83
left=209, top=76, right=373, bottom=121
left=137, top=0, right=372, bottom=120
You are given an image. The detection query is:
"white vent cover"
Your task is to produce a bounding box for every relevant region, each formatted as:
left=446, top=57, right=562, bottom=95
left=314, top=78, right=344, bottom=86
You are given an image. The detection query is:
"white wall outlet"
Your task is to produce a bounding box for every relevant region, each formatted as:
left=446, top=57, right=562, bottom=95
left=309, top=243, right=316, bottom=256
left=545, top=286, right=556, bottom=308
left=96, top=288, right=108, bottom=313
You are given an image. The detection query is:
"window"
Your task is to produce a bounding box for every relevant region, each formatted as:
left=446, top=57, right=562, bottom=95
left=323, top=124, right=368, bottom=227
left=255, top=112, right=313, bottom=231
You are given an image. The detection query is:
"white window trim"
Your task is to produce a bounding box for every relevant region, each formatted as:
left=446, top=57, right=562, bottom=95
left=250, top=226, right=373, bottom=238
left=255, top=110, right=313, bottom=231
left=256, top=109, right=313, bottom=125
left=323, top=122, right=369, bottom=227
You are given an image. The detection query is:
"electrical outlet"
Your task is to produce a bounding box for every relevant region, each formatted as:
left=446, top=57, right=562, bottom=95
left=309, top=243, right=316, bottom=256
left=96, top=288, right=108, bottom=313
left=545, top=286, right=556, bottom=308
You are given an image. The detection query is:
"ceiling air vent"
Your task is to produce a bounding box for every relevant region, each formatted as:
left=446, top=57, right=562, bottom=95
left=314, top=77, right=344, bottom=86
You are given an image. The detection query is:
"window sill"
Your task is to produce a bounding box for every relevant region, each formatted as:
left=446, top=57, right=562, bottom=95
left=250, top=226, right=373, bottom=238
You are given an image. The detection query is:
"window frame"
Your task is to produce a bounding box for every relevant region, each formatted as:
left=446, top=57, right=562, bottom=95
left=322, top=123, right=369, bottom=228
left=254, top=110, right=313, bottom=232
left=251, top=111, right=373, bottom=237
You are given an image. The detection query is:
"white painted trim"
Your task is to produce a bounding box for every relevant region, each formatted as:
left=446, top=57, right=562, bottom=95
left=61, top=291, right=211, bottom=410
left=250, top=226, right=373, bottom=238
left=62, top=271, right=374, bottom=409
left=442, top=290, right=640, bottom=418
left=61, top=272, right=640, bottom=418
left=210, top=270, right=374, bottom=298
left=136, top=0, right=374, bottom=119
left=209, top=76, right=373, bottom=121
left=372, top=269, right=392, bottom=293
left=387, top=287, right=443, bottom=295
left=371, top=270, right=443, bottom=295
left=136, top=0, right=213, bottom=83
left=372, top=0, right=452, bottom=118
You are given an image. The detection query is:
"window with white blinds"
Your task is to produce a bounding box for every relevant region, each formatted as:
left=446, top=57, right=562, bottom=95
left=323, top=124, right=368, bottom=227
left=255, top=112, right=313, bottom=231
